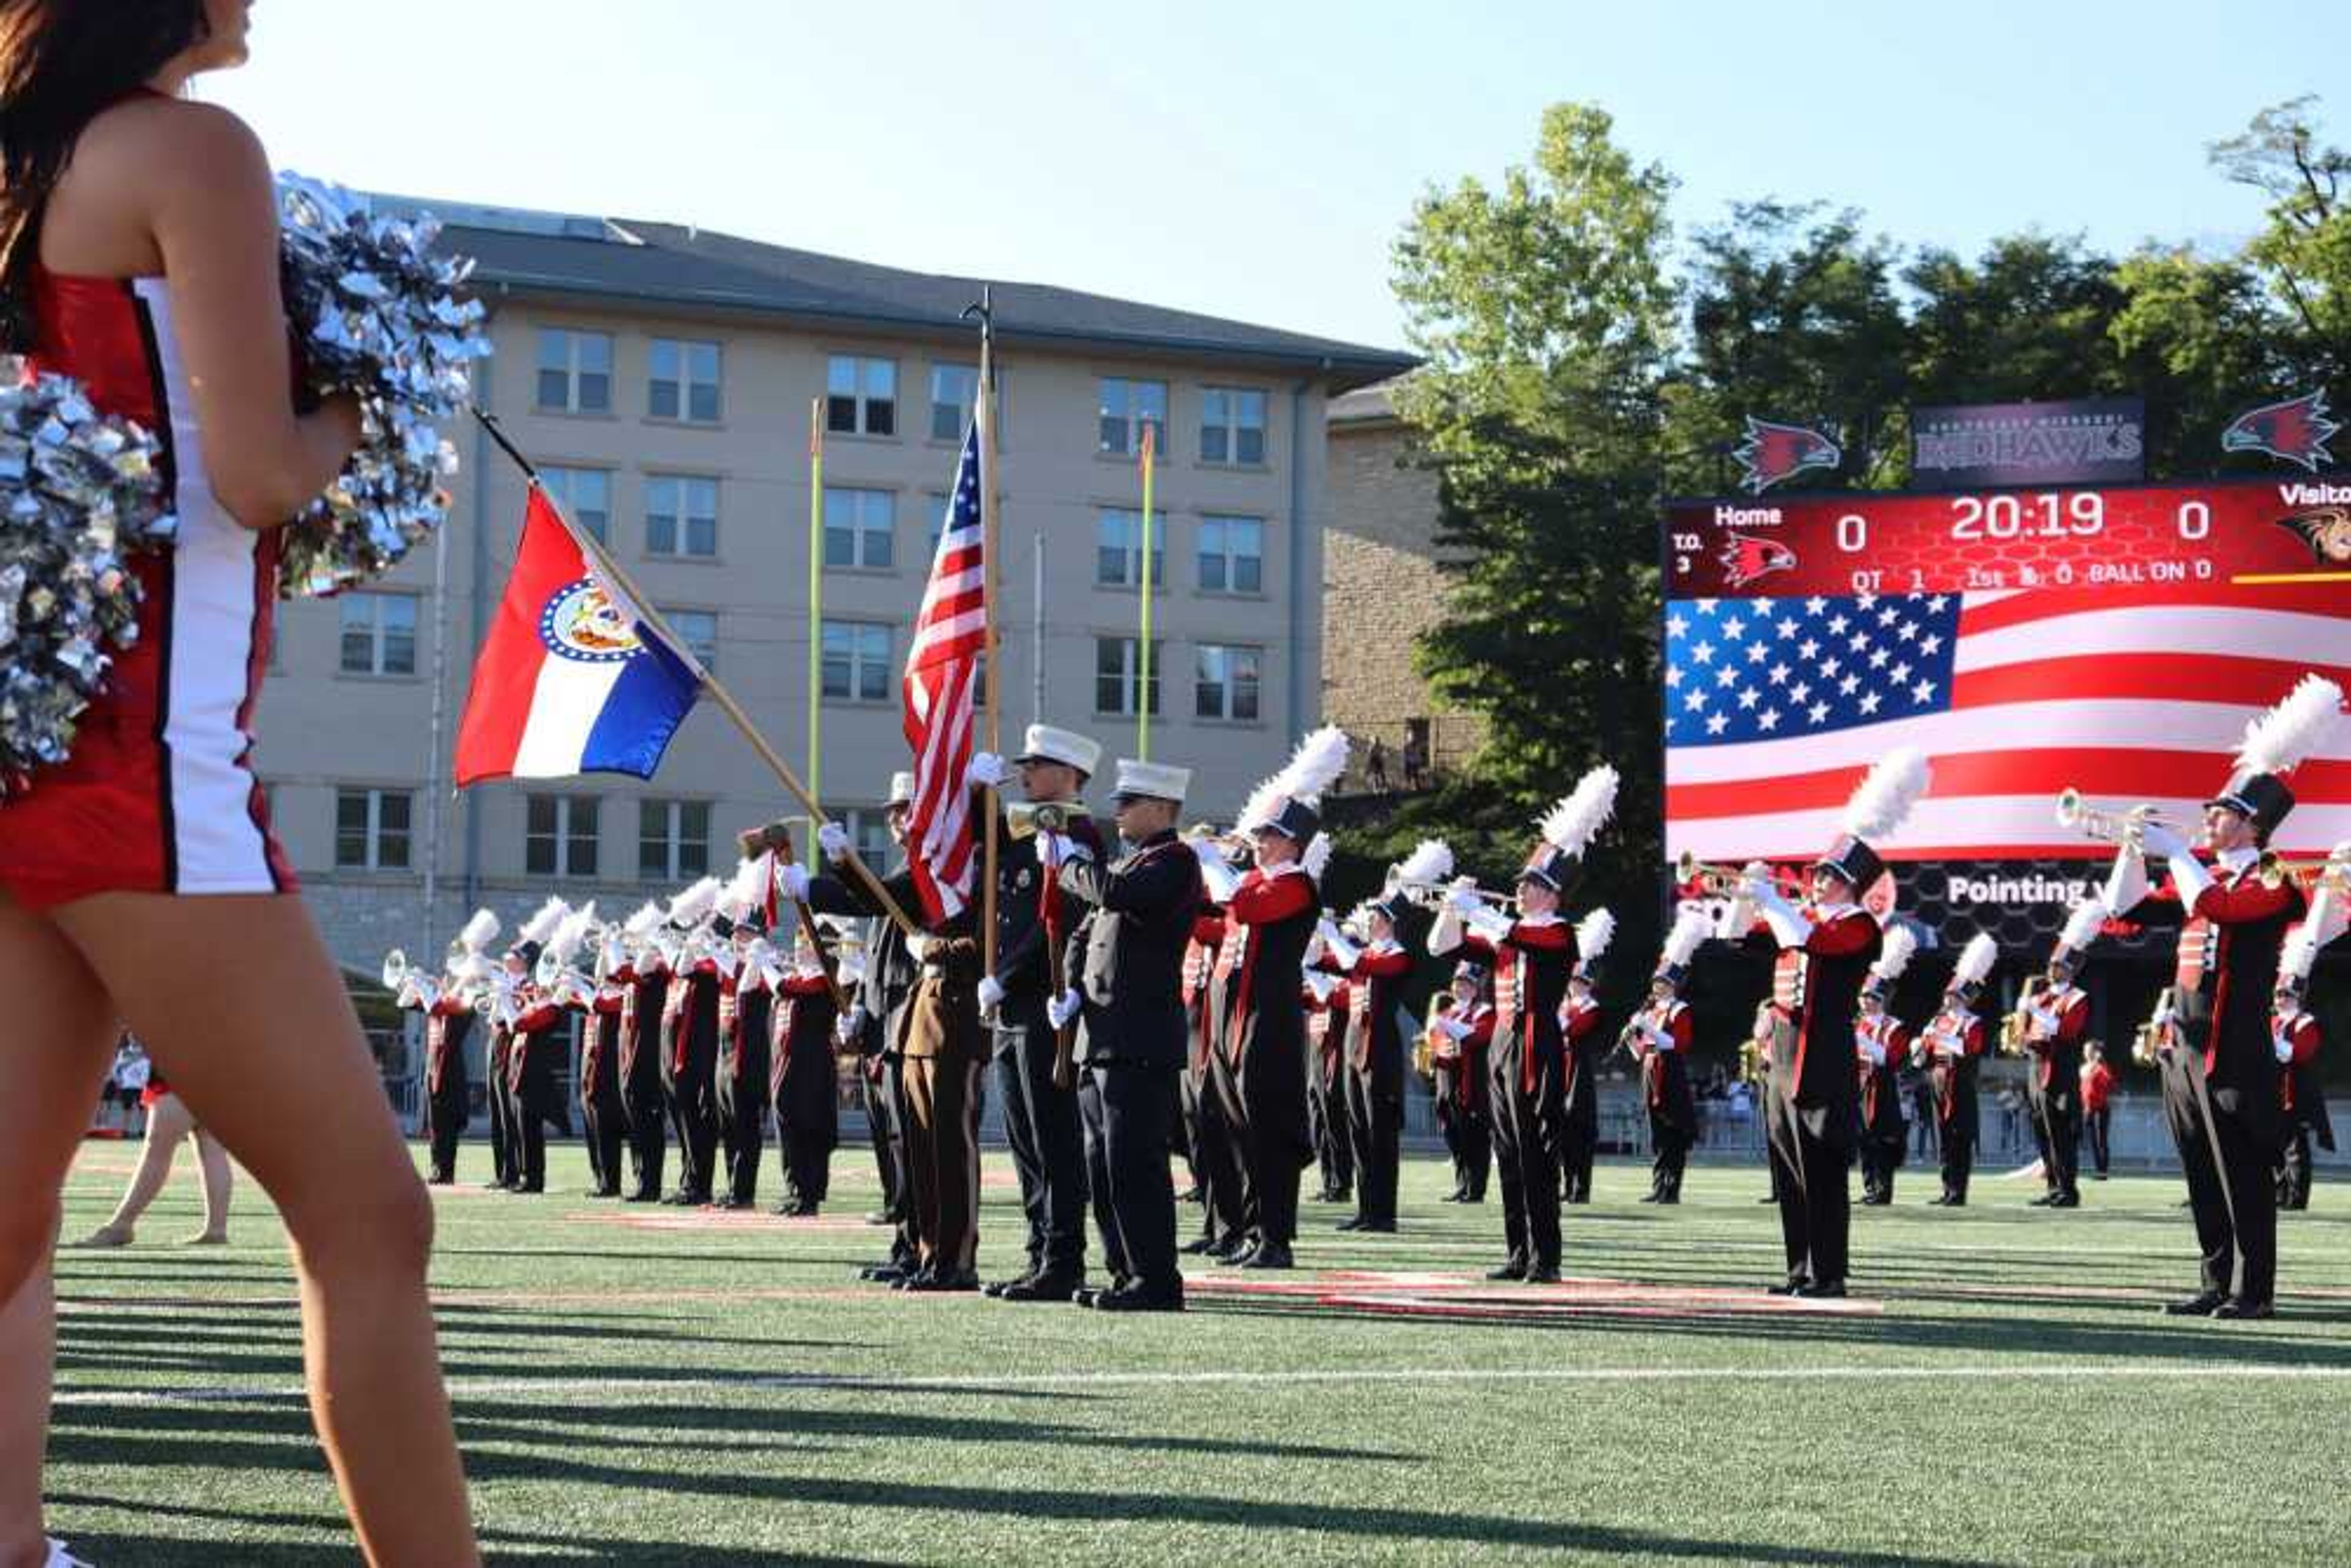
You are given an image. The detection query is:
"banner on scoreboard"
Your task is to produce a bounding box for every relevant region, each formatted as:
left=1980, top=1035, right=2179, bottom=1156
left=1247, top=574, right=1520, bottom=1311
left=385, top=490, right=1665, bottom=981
left=1660, top=472, right=2351, bottom=882
left=1911, top=397, right=2145, bottom=488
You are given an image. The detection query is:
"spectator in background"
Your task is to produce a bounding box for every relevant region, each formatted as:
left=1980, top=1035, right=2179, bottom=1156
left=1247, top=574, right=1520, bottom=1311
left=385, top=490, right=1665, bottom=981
left=1401, top=730, right=1430, bottom=792
left=107, top=1038, right=150, bottom=1136
left=1364, top=738, right=1391, bottom=795
left=2081, top=1043, right=2117, bottom=1180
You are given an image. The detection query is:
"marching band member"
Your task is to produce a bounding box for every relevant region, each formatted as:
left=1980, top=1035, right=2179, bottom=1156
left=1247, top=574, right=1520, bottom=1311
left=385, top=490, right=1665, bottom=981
left=1431, top=765, right=1618, bottom=1284
left=580, top=925, right=629, bottom=1198
left=504, top=900, right=582, bottom=1196
left=659, top=878, right=727, bottom=1207
left=1322, top=891, right=1414, bottom=1234
left=1558, top=909, right=1614, bottom=1206
left=2273, top=902, right=2339, bottom=1212
left=1742, top=748, right=1925, bottom=1297
left=1854, top=926, right=1918, bottom=1207
left=714, top=893, right=773, bottom=1211
left=1918, top=934, right=1995, bottom=1206
left=770, top=923, right=844, bottom=1217
left=397, top=909, right=493, bottom=1187
left=1206, top=728, right=1349, bottom=1270
left=801, top=794, right=986, bottom=1292
left=969, top=726, right=1106, bottom=1302
left=2014, top=899, right=2104, bottom=1209
left=1179, top=883, right=1245, bottom=1255
left=1425, top=959, right=1495, bottom=1204
left=616, top=901, right=672, bottom=1203
left=482, top=959, right=520, bottom=1192
left=1050, top=757, right=1207, bottom=1311
left=2080, top=1043, right=2117, bottom=1182
left=1629, top=910, right=1708, bottom=1205
left=2102, top=676, right=2337, bottom=1318
left=1304, top=964, right=1353, bottom=1207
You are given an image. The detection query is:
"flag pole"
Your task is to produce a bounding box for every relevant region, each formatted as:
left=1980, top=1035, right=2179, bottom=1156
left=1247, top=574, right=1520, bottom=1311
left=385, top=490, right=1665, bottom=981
left=808, top=397, right=824, bottom=807
left=964, top=288, right=1003, bottom=979
left=1136, top=422, right=1156, bottom=760
left=468, top=406, right=920, bottom=939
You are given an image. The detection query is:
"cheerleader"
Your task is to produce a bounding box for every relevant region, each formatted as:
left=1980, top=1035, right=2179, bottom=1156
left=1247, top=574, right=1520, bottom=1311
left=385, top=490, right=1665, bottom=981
left=0, top=11, right=475, bottom=1560
left=69, top=1059, right=232, bottom=1249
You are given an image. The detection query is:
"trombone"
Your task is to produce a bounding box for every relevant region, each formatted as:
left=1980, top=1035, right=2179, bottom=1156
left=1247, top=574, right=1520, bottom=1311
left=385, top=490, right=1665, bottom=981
left=2054, top=787, right=2159, bottom=847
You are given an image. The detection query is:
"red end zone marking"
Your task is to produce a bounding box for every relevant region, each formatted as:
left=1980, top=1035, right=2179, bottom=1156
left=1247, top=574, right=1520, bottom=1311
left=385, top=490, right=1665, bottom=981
left=1189, top=1269, right=1884, bottom=1317
left=567, top=1209, right=880, bottom=1233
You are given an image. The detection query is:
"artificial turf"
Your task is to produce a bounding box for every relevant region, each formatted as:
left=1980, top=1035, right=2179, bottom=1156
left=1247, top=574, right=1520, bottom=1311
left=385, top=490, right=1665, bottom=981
left=42, top=1139, right=2351, bottom=1565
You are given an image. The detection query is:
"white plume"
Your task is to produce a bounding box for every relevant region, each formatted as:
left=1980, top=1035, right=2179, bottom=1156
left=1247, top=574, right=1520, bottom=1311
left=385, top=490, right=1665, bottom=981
left=1843, top=746, right=1932, bottom=839
left=1575, top=907, right=1616, bottom=962
left=1235, top=775, right=1285, bottom=834
left=2233, top=673, right=2344, bottom=781
left=623, top=900, right=666, bottom=939
left=1870, top=924, right=1919, bottom=982
left=457, top=908, right=500, bottom=953
left=720, top=855, right=771, bottom=921
left=1539, top=765, right=1619, bottom=857
left=1951, top=931, right=1999, bottom=988
left=1277, top=724, right=1351, bottom=805
left=1659, top=908, right=1711, bottom=970
left=1392, top=838, right=1455, bottom=888
left=547, top=904, right=596, bottom=963
left=666, top=876, right=723, bottom=928
left=1302, top=831, right=1333, bottom=883
left=2057, top=896, right=2108, bottom=956
left=517, top=896, right=569, bottom=947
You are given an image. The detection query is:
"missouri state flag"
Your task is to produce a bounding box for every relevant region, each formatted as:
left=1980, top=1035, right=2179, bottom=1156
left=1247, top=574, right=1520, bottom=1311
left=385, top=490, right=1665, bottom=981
left=454, top=488, right=701, bottom=785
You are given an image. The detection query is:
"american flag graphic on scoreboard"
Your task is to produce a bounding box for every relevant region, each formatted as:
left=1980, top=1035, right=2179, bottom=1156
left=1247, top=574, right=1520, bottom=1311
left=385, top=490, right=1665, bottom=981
left=1664, top=580, right=2351, bottom=863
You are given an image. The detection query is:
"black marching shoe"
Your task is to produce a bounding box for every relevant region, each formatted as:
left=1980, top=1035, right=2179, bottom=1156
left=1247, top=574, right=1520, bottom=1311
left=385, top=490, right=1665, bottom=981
left=983, top=1266, right=1038, bottom=1299
left=1794, top=1280, right=1847, bottom=1299
left=1000, top=1272, right=1081, bottom=1304
left=2164, top=1289, right=2227, bottom=1316
left=1357, top=1220, right=1398, bottom=1234
left=1486, top=1256, right=1528, bottom=1282
left=1523, top=1261, right=1561, bottom=1284
left=1181, top=1234, right=1222, bottom=1256
left=1210, top=1235, right=1255, bottom=1264
left=1768, top=1278, right=1810, bottom=1297
left=2048, top=1193, right=2080, bottom=1209
left=2212, top=1297, right=2274, bottom=1320
left=1094, top=1285, right=1184, bottom=1313
left=1239, top=1243, right=1293, bottom=1270
left=1334, top=1217, right=1364, bottom=1232
left=1639, top=1191, right=1663, bottom=1204
left=907, top=1269, right=980, bottom=1294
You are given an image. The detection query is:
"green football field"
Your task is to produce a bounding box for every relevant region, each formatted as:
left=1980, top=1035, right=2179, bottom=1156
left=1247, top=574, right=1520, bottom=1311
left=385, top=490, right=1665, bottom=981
left=40, top=1138, right=2351, bottom=1565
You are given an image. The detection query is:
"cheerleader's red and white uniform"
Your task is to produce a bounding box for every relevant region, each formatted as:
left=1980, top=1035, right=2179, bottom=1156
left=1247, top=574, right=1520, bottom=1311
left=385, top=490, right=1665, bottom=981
left=0, top=264, right=291, bottom=909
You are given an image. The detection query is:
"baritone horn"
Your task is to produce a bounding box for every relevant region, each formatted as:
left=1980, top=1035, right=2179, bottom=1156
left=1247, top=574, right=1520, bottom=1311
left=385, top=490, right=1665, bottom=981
left=2054, top=787, right=2158, bottom=846
left=381, top=949, right=411, bottom=992
left=1005, top=800, right=1072, bottom=841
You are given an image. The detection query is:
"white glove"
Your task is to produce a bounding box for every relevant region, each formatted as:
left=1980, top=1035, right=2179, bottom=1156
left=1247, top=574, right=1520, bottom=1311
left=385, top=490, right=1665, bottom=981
left=817, top=821, right=852, bottom=863
left=1046, top=988, right=1081, bottom=1029
left=1750, top=880, right=1813, bottom=948
left=2275, top=1035, right=2295, bottom=1064
left=907, top=932, right=935, bottom=964
left=1649, top=1025, right=1677, bottom=1054
left=1438, top=1017, right=1472, bottom=1040
left=1860, top=1038, right=1886, bottom=1067
left=2102, top=849, right=2148, bottom=916
left=966, top=751, right=1010, bottom=790
left=2139, top=822, right=2187, bottom=859
left=977, top=975, right=1005, bottom=1011
left=1445, top=885, right=1482, bottom=915
left=1303, top=930, right=1326, bottom=966
left=834, top=1010, right=863, bottom=1046
left=1462, top=903, right=1516, bottom=947
left=776, top=863, right=812, bottom=901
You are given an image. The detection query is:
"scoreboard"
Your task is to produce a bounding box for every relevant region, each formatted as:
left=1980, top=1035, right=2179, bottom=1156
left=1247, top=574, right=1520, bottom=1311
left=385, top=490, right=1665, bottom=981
left=1665, top=473, right=2351, bottom=599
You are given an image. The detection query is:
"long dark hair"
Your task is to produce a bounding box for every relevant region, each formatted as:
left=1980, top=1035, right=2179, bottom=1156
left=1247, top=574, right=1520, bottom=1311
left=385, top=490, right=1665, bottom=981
left=0, top=0, right=210, bottom=348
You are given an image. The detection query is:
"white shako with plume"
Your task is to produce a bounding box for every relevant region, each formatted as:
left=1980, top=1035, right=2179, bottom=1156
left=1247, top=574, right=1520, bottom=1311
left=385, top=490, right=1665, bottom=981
left=1524, top=765, right=1618, bottom=895
left=664, top=876, right=723, bottom=931
left=1817, top=746, right=1932, bottom=893
left=1237, top=725, right=1351, bottom=842
left=1572, top=907, right=1616, bottom=983
left=456, top=907, right=500, bottom=955
left=2045, top=896, right=2108, bottom=978
left=1654, top=908, right=1712, bottom=990
left=1864, top=924, right=1919, bottom=1001
left=545, top=902, right=597, bottom=969
left=2211, top=673, right=2345, bottom=841
left=1946, top=931, right=2000, bottom=1005
left=511, top=895, right=569, bottom=967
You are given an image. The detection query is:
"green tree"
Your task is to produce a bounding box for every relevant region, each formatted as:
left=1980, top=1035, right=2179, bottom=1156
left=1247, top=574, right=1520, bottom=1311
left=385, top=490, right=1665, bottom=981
left=2210, top=95, right=2351, bottom=381
left=2109, top=246, right=2292, bottom=472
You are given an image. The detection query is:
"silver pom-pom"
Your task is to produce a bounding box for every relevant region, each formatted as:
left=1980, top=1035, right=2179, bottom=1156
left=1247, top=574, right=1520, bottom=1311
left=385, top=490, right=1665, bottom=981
left=0, top=362, right=175, bottom=789
left=275, top=172, right=490, bottom=599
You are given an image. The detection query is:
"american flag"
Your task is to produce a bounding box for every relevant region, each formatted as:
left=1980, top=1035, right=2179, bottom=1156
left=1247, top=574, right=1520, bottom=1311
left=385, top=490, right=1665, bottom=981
left=901, top=420, right=988, bottom=923
left=1665, top=580, right=2351, bottom=863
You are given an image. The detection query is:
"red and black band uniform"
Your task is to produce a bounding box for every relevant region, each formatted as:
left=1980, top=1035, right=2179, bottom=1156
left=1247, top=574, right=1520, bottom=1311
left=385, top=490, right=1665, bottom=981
left=1332, top=940, right=1412, bottom=1230
left=2273, top=1004, right=2330, bottom=1211
left=1182, top=911, right=1248, bottom=1250
left=507, top=991, right=578, bottom=1194
left=402, top=990, right=473, bottom=1185
left=1427, top=997, right=1494, bottom=1202
left=1559, top=989, right=1605, bottom=1205
left=2021, top=981, right=2091, bottom=1204
left=1920, top=1004, right=1985, bottom=1204
left=770, top=967, right=840, bottom=1213
left=716, top=959, right=773, bottom=1207
left=1854, top=1013, right=1909, bottom=1205
left=1461, top=918, right=1577, bottom=1278
left=580, top=980, right=628, bottom=1196
left=1305, top=978, right=1353, bottom=1204
left=660, top=955, right=724, bottom=1204
left=617, top=959, right=671, bottom=1201
left=1206, top=863, right=1321, bottom=1259
left=1753, top=902, right=1880, bottom=1291
left=1632, top=999, right=1698, bottom=1202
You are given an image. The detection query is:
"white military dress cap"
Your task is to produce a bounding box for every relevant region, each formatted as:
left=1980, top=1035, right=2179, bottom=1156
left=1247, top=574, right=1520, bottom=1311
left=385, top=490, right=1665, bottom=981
left=1016, top=724, right=1103, bottom=776
left=1111, top=758, right=1190, bottom=804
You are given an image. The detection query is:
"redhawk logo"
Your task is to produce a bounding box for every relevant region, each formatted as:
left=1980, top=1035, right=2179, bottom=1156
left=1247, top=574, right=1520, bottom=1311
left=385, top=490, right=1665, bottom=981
left=2222, top=391, right=2342, bottom=472
left=1733, top=416, right=1841, bottom=493
left=2276, top=505, right=2351, bottom=565
left=1719, top=532, right=1797, bottom=588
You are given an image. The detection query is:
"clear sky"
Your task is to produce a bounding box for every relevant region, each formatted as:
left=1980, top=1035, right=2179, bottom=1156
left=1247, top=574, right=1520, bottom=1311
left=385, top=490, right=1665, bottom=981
left=205, top=0, right=2344, bottom=354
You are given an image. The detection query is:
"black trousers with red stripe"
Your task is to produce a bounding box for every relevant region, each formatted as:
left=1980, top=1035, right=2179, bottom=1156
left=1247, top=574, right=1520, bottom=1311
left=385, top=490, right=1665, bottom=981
left=1766, top=1081, right=1850, bottom=1288
left=1492, top=1042, right=1564, bottom=1271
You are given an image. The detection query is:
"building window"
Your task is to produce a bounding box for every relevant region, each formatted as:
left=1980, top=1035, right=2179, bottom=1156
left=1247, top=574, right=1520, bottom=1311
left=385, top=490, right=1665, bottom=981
left=648, top=337, right=722, bottom=423
left=639, top=800, right=711, bottom=882
left=1201, top=387, right=1267, bottom=466
left=929, top=364, right=977, bottom=442
left=337, top=591, right=418, bottom=676
left=538, top=465, right=612, bottom=544
left=645, top=475, right=719, bottom=558
left=334, top=787, right=411, bottom=871
left=527, top=795, right=601, bottom=877
left=827, top=355, right=896, bottom=437
left=535, top=328, right=612, bottom=415
left=663, top=608, right=719, bottom=671
left=1194, top=643, right=1263, bottom=722
left=821, top=620, right=893, bottom=702
left=1198, top=514, right=1265, bottom=595
left=1097, top=377, right=1166, bottom=457
left=823, top=487, right=896, bottom=570
left=1095, top=509, right=1166, bottom=589
left=1094, top=637, right=1163, bottom=717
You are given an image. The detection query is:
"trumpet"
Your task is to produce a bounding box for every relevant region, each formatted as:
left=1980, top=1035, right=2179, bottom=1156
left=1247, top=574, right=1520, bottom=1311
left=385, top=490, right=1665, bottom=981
left=2054, top=787, right=2159, bottom=847
left=1673, top=851, right=1753, bottom=897
left=1393, top=876, right=1522, bottom=913
left=1005, top=800, right=1074, bottom=841
left=2257, top=847, right=2351, bottom=891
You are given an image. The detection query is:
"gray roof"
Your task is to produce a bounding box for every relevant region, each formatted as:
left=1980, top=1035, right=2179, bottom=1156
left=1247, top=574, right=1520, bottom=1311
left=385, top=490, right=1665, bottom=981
left=411, top=197, right=1415, bottom=391
left=1329, top=376, right=1409, bottom=427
